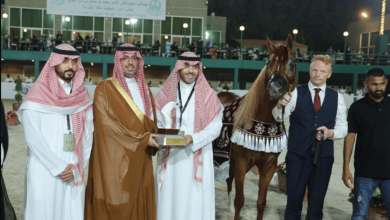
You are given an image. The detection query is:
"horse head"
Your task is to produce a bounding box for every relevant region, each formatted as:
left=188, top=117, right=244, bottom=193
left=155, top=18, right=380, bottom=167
left=266, top=34, right=297, bottom=99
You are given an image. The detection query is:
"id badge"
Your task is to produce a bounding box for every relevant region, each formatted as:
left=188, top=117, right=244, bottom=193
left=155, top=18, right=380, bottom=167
left=63, top=133, right=75, bottom=152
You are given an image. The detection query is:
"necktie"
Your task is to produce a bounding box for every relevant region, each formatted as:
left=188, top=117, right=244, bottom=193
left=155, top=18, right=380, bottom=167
left=314, top=88, right=321, bottom=113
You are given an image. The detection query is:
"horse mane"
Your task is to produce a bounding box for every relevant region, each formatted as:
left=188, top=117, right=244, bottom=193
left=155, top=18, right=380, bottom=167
left=233, top=66, right=268, bottom=132
left=233, top=43, right=289, bottom=133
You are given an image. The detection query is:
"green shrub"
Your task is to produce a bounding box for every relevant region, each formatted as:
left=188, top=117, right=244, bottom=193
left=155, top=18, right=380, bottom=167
left=15, top=93, right=22, bottom=103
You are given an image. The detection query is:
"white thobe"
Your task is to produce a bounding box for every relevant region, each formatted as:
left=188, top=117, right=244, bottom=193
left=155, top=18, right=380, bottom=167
left=25, top=78, right=33, bottom=83
left=155, top=80, right=223, bottom=220
left=22, top=78, right=94, bottom=220
left=125, top=77, right=146, bottom=115
left=5, top=78, right=14, bottom=83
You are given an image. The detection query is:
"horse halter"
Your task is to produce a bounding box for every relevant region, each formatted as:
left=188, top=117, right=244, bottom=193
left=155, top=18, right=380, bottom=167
left=266, top=58, right=296, bottom=94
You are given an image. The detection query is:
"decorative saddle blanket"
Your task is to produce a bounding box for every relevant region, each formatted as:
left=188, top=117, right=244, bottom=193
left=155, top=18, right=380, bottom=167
left=212, top=96, right=287, bottom=181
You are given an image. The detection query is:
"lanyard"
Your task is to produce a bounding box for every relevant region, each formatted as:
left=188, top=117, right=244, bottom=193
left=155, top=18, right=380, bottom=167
left=66, top=87, right=73, bottom=133
left=178, top=81, right=195, bottom=128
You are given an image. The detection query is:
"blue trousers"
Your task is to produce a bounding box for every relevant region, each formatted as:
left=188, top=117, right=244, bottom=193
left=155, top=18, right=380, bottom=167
left=284, top=151, right=334, bottom=220
left=352, top=177, right=390, bottom=219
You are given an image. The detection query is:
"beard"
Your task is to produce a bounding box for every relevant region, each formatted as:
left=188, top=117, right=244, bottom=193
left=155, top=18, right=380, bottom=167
left=180, top=72, right=198, bottom=84
left=123, top=65, right=137, bottom=78
left=372, top=90, right=384, bottom=98
left=56, top=69, right=76, bottom=81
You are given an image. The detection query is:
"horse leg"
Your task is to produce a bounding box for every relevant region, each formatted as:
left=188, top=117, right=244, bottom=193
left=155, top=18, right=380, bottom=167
left=256, top=154, right=279, bottom=220
left=226, top=158, right=235, bottom=217
left=234, top=155, right=251, bottom=220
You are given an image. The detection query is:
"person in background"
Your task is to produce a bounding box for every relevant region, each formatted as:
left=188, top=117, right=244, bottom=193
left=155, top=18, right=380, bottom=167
left=206, top=39, right=211, bottom=53
left=4, top=31, right=9, bottom=49
left=5, top=74, right=14, bottom=83
left=223, top=83, right=230, bottom=91
left=343, top=68, right=390, bottom=220
left=86, top=78, right=93, bottom=85
left=148, top=81, right=153, bottom=87
left=158, top=81, right=163, bottom=88
left=166, top=38, right=172, bottom=57
left=216, top=83, right=223, bottom=92
left=85, top=33, right=90, bottom=41
left=241, top=45, right=247, bottom=60
left=225, top=44, right=231, bottom=59
left=25, top=75, right=33, bottom=83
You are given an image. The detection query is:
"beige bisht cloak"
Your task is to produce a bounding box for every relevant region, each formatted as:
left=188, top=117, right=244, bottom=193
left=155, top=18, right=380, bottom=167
left=85, top=78, right=158, bottom=220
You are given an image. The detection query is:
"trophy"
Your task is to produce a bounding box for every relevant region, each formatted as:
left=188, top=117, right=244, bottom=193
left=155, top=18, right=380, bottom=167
left=153, top=101, right=187, bottom=148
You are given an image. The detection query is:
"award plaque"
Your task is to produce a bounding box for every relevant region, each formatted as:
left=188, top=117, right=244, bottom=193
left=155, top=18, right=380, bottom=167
left=154, top=101, right=187, bottom=148
left=153, top=129, right=186, bottom=148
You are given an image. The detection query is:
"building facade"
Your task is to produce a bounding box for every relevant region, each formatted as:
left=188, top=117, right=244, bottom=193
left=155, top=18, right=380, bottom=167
left=347, top=14, right=390, bottom=55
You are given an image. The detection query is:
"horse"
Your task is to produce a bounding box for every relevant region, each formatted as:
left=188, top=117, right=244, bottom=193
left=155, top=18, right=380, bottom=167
left=212, top=34, right=297, bottom=220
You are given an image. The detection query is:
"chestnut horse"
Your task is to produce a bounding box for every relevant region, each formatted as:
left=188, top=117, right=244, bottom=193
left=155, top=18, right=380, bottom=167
left=214, top=35, right=297, bottom=220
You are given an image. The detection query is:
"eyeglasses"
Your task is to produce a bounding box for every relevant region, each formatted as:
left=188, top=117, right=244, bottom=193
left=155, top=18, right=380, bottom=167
left=120, top=56, right=138, bottom=62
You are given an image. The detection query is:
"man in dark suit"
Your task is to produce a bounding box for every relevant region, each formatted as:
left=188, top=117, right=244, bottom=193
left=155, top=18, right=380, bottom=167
left=272, top=55, right=348, bottom=220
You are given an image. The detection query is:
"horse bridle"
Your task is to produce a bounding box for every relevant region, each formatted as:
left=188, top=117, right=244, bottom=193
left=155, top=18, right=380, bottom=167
left=266, top=59, right=296, bottom=94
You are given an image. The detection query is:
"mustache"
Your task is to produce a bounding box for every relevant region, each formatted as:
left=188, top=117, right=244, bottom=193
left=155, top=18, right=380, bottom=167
left=185, top=72, right=195, bottom=76
left=63, top=69, right=75, bottom=74
left=126, top=65, right=135, bottom=68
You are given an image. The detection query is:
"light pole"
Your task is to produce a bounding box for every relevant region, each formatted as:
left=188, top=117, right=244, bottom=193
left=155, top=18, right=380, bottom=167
left=65, top=17, right=70, bottom=41
left=183, top=23, right=188, bottom=49
left=125, top=20, right=130, bottom=43
left=3, top=13, right=8, bottom=49
left=239, top=26, right=245, bottom=57
left=343, top=31, right=349, bottom=65
left=293, top=29, right=298, bottom=56
left=130, top=19, right=138, bottom=43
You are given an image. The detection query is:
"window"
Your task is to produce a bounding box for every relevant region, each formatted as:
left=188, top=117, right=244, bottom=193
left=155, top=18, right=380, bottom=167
left=10, top=8, right=20, bottom=27
left=361, top=33, right=368, bottom=47
left=370, top=32, right=379, bottom=46
left=9, top=7, right=56, bottom=41
left=22, top=9, right=42, bottom=28
left=74, top=16, right=93, bottom=31
left=162, top=17, right=204, bottom=47
left=172, top=17, right=191, bottom=35
left=143, top=20, right=153, bottom=34
left=94, top=17, right=104, bottom=31
left=43, top=10, right=54, bottom=29
left=161, top=17, right=171, bottom=35
left=123, top=19, right=142, bottom=34
left=112, top=18, right=153, bottom=44
left=192, top=18, right=202, bottom=36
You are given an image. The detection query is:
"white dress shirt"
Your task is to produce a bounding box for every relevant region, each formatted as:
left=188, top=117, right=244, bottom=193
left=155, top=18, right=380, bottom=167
left=58, top=78, right=73, bottom=94
left=25, top=78, right=33, bottom=83
left=5, top=77, right=14, bottom=83
left=125, top=77, right=145, bottom=115
left=272, top=81, right=348, bottom=140
left=217, top=87, right=223, bottom=92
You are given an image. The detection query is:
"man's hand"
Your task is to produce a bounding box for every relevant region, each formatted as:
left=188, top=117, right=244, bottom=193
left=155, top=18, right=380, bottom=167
left=277, top=93, right=292, bottom=110
left=316, top=126, right=334, bottom=140
left=184, top=135, right=193, bottom=145
left=342, top=168, right=354, bottom=189
left=59, top=164, right=74, bottom=183
left=148, top=134, right=159, bottom=148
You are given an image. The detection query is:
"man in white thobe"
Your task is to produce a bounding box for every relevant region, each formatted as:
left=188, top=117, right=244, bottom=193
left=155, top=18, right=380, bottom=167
left=5, top=74, right=14, bottom=83
left=154, top=52, right=223, bottom=220
left=18, top=44, right=93, bottom=220
left=25, top=76, right=33, bottom=83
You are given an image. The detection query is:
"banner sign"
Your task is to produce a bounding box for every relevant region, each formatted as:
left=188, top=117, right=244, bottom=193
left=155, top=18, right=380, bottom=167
left=47, top=0, right=166, bottom=20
